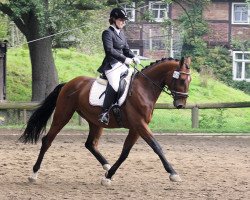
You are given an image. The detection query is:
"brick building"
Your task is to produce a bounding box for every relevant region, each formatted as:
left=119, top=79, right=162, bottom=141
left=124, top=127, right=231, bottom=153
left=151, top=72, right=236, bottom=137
left=123, top=0, right=250, bottom=81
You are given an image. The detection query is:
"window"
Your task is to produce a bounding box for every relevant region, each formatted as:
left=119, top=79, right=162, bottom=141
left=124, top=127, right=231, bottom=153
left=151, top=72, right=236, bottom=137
left=123, top=2, right=135, bottom=22
left=143, top=39, right=166, bottom=50
left=131, top=49, right=140, bottom=56
left=149, top=1, right=168, bottom=22
left=233, top=51, right=250, bottom=81
left=232, top=3, right=250, bottom=24
left=171, top=28, right=182, bottom=59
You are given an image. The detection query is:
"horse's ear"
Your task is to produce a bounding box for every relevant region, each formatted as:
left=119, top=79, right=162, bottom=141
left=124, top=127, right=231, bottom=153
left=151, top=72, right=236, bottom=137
left=180, top=57, right=191, bottom=69
left=186, top=57, right=191, bottom=66
left=180, top=57, right=185, bottom=67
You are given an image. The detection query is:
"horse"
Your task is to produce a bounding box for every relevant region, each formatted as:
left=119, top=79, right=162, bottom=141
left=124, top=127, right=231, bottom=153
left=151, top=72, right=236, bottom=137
left=19, top=57, right=191, bottom=186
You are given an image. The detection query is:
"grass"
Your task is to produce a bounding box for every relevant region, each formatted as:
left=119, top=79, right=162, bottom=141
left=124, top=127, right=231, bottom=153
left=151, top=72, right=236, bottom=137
left=5, top=48, right=250, bottom=133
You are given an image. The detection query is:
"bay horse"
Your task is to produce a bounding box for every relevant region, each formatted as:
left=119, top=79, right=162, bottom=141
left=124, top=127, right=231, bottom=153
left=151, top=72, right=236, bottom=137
left=19, top=57, right=191, bottom=186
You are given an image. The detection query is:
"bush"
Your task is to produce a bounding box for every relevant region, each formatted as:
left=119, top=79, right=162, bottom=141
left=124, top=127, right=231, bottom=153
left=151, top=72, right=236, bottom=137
left=200, top=109, right=227, bottom=129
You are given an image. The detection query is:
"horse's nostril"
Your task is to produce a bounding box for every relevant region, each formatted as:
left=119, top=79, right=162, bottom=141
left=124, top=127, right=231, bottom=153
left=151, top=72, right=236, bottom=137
left=176, top=105, right=183, bottom=109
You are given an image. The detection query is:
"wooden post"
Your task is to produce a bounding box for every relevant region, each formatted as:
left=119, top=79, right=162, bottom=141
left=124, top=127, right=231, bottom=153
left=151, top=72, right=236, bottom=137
left=78, top=115, right=82, bottom=126
left=0, top=41, right=7, bottom=101
left=23, top=109, right=27, bottom=124
left=78, top=115, right=87, bottom=126
left=192, top=106, right=199, bottom=128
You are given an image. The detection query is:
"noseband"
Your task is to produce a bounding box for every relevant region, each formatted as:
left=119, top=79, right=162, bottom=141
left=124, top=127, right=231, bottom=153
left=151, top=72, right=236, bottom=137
left=170, top=69, right=191, bottom=99
left=134, top=63, right=191, bottom=99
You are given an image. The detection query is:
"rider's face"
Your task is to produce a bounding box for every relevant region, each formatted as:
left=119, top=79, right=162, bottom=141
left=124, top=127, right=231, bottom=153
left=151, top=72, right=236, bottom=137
left=115, top=18, right=126, bottom=29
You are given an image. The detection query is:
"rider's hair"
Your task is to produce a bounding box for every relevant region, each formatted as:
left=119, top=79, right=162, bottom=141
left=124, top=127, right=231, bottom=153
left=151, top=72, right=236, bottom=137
left=109, top=18, right=115, bottom=25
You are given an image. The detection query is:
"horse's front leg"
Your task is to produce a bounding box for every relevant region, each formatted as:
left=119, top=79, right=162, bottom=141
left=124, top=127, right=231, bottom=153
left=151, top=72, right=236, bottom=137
left=101, top=130, right=139, bottom=186
left=139, top=124, right=181, bottom=182
left=85, top=123, right=110, bottom=171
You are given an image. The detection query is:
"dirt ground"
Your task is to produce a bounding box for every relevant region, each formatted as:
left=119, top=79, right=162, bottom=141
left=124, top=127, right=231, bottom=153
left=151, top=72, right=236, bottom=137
left=0, top=129, right=249, bottom=200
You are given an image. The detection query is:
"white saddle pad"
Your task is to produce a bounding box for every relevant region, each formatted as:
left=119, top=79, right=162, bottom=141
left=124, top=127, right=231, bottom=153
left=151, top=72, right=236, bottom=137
left=89, top=68, right=134, bottom=107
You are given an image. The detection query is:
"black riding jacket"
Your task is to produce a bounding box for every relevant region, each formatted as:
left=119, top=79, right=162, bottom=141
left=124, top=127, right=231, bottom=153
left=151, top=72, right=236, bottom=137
left=97, top=26, right=135, bottom=74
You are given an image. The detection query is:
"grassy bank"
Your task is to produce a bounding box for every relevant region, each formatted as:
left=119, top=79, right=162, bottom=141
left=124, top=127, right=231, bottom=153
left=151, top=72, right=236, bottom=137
left=5, top=48, right=250, bottom=133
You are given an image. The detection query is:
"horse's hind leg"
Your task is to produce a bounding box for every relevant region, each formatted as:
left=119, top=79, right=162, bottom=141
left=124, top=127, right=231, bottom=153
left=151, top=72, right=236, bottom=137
left=29, top=107, right=74, bottom=182
left=101, top=130, right=139, bottom=186
left=85, top=122, right=110, bottom=171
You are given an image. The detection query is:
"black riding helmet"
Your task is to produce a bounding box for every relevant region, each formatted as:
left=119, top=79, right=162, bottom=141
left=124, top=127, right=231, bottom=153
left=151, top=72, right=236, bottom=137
left=110, top=8, right=128, bottom=20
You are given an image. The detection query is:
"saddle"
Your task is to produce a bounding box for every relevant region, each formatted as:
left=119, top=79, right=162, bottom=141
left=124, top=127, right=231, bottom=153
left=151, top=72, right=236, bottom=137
left=89, top=68, right=134, bottom=107
left=89, top=68, right=135, bottom=127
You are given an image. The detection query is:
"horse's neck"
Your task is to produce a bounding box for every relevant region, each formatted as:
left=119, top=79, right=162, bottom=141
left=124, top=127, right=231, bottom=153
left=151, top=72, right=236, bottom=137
left=138, top=62, right=175, bottom=103
left=143, top=61, right=175, bottom=88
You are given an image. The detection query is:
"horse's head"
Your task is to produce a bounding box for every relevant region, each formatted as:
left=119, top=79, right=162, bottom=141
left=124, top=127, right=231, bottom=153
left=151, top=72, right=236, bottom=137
left=169, top=57, right=191, bottom=109
left=138, top=57, right=191, bottom=109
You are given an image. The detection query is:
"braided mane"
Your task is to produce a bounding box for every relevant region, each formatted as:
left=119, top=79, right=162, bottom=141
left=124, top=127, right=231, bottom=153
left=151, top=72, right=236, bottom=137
left=141, top=57, right=179, bottom=72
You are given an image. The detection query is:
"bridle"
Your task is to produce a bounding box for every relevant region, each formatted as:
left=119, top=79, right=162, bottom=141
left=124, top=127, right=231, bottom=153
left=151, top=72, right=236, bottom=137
left=170, top=64, right=191, bottom=99
left=133, top=63, right=191, bottom=99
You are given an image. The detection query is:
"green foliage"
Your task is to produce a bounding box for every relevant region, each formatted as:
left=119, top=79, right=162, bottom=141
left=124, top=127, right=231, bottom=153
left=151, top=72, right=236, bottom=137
left=178, top=1, right=209, bottom=71
left=0, top=0, right=109, bottom=42
left=200, top=109, right=227, bottom=129
left=204, top=47, right=232, bottom=83
left=54, top=48, right=103, bottom=82
left=231, top=81, right=250, bottom=94
left=140, top=9, right=155, bottom=22
left=0, top=15, right=8, bottom=40
left=6, top=48, right=32, bottom=101
left=203, top=46, right=250, bottom=95
left=5, top=47, right=250, bottom=132
left=75, top=10, right=109, bottom=54
left=7, top=47, right=250, bottom=102
left=231, top=38, right=250, bottom=51
left=148, top=108, right=250, bottom=133
left=7, top=48, right=104, bottom=101
left=158, top=70, right=250, bottom=104
left=175, top=1, right=250, bottom=94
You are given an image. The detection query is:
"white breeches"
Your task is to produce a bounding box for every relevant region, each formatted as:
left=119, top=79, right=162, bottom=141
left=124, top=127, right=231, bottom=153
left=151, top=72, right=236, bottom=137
left=105, top=62, right=128, bottom=92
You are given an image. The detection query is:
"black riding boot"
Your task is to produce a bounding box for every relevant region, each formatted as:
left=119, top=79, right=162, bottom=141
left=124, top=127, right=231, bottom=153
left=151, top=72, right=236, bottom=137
left=99, top=83, right=117, bottom=125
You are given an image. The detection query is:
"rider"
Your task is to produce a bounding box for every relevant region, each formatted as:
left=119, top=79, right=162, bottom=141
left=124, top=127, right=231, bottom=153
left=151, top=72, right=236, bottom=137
left=97, top=7, right=140, bottom=125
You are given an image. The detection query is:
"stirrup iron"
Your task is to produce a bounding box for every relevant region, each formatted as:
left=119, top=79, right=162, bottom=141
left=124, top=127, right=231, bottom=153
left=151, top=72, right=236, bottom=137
left=99, top=111, right=109, bottom=125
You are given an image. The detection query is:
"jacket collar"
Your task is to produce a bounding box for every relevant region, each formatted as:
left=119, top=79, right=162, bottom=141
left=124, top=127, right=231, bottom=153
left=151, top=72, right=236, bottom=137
left=109, top=26, right=123, bottom=40
left=110, top=25, right=121, bottom=35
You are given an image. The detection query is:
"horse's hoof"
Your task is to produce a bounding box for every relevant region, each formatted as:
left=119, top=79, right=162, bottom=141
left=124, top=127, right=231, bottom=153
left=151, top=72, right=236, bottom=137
left=103, top=164, right=111, bottom=171
left=28, top=177, right=37, bottom=183
left=101, top=177, right=112, bottom=186
left=169, top=174, right=182, bottom=182
left=104, top=171, right=114, bottom=181
left=28, top=172, right=38, bottom=183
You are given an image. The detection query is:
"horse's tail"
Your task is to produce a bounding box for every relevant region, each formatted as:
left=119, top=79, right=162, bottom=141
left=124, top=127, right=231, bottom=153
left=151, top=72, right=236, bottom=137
left=19, top=83, right=66, bottom=144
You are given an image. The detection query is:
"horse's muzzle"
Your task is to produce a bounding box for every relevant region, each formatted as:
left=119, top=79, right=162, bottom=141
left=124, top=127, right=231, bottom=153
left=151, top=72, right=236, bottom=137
left=173, top=99, right=186, bottom=109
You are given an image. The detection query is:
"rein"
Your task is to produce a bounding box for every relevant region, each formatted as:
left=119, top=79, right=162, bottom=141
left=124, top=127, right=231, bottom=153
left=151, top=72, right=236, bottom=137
left=133, top=63, right=190, bottom=99
left=133, top=64, right=172, bottom=95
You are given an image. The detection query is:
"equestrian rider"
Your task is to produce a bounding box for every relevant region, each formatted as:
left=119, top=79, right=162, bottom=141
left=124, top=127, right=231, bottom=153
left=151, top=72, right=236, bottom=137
left=97, top=7, right=140, bottom=125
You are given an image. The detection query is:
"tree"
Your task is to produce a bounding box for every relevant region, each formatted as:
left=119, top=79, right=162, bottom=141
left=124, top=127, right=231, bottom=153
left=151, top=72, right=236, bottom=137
left=0, top=0, right=106, bottom=101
